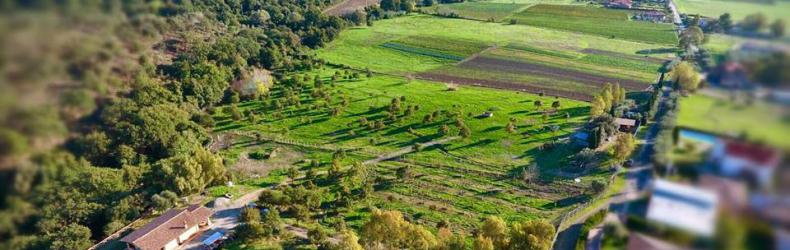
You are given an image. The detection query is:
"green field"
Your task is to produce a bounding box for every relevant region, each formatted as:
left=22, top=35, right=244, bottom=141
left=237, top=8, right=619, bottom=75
left=212, top=68, right=616, bottom=228
left=511, top=4, right=679, bottom=45
left=316, top=15, right=674, bottom=75
left=674, top=0, right=790, bottom=22
left=423, top=2, right=530, bottom=21
left=678, top=94, right=790, bottom=150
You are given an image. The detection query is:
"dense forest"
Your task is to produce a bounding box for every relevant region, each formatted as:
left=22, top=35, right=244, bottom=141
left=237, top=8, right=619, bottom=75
left=0, top=1, right=354, bottom=249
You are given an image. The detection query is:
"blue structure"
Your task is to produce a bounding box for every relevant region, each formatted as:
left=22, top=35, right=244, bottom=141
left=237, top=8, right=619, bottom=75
left=202, top=231, right=223, bottom=246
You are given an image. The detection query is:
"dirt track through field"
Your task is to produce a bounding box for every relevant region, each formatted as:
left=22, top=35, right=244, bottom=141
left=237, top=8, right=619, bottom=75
left=416, top=73, right=594, bottom=101
left=459, top=56, right=649, bottom=91
left=324, top=0, right=381, bottom=16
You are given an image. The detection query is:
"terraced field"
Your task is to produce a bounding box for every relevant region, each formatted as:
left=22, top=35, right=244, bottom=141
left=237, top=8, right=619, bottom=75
left=316, top=14, right=673, bottom=98
left=511, top=4, right=678, bottom=45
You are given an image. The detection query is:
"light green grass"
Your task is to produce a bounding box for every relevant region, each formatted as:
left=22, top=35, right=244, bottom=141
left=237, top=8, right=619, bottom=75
left=213, top=68, right=603, bottom=230
left=674, top=0, right=790, bottom=22
left=511, top=5, right=678, bottom=45
left=424, top=2, right=530, bottom=21
left=316, top=14, right=676, bottom=74
left=678, top=94, right=790, bottom=150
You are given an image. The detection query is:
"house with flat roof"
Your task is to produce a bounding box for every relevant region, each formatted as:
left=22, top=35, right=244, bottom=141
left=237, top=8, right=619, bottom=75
left=646, top=179, right=718, bottom=237
left=120, top=204, right=213, bottom=250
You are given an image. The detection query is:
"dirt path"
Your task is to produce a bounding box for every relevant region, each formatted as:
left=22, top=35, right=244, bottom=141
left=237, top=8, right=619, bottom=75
left=323, top=0, right=381, bottom=16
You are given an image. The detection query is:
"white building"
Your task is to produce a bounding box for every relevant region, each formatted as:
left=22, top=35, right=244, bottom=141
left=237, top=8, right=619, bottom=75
left=646, top=179, right=719, bottom=237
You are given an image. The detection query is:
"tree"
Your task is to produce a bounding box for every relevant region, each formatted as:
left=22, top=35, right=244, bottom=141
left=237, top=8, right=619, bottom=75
left=423, top=0, right=436, bottom=6
left=679, top=26, right=704, bottom=49
left=380, top=0, right=400, bottom=11
left=719, top=13, right=733, bottom=33
left=590, top=95, right=606, bottom=117
left=334, top=229, right=364, bottom=250
left=152, top=147, right=227, bottom=195
left=741, top=13, right=767, bottom=32
left=613, top=134, right=636, bottom=163
left=551, top=100, right=560, bottom=109
left=400, top=0, right=415, bottom=12
left=151, top=190, right=179, bottom=212
left=473, top=234, right=495, bottom=250
left=459, top=125, right=472, bottom=138
left=287, top=167, right=300, bottom=182
left=480, top=216, right=509, bottom=250
left=771, top=19, right=786, bottom=38
left=360, top=209, right=438, bottom=249
left=439, top=124, right=450, bottom=136
left=670, top=61, right=702, bottom=91
left=436, top=227, right=467, bottom=250
left=48, top=223, right=92, bottom=250
left=591, top=180, right=606, bottom=194
left=533, top=100, right=543, bottom=110
left=507, top=220, right=555, bottom=250
left=349, top=10, right=367, bottom=26
left=240, top=207, right=261, bottom=223
left=505, top=121, right=516, bottom=134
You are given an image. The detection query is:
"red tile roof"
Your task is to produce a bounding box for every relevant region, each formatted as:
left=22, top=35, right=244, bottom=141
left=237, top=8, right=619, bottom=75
left=724, top=140, right=782, bottom=167
left=120, top=205, right=213, bottom=250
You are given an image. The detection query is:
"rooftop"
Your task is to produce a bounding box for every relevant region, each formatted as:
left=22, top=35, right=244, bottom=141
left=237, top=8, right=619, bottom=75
left=120, top=204, right=213, bottom=250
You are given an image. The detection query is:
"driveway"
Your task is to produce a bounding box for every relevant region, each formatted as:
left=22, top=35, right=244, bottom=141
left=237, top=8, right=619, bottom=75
left=179, top=188, right=267, bottom=249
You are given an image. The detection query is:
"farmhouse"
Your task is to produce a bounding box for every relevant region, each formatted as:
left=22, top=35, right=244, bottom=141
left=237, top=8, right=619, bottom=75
left=605, top=0, right=633, bottom=9
left=633, top=11, right=667, bottom=23
left=646, top=179, right=718, bottom=236
left=710, top=140, right=783, bottom=188
left=120, top=205, right=213, bottom=250
left=614, top=118, right=637, bottom=133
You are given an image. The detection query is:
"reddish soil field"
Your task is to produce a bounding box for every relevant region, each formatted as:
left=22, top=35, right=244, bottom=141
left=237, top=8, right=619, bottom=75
left=324, top=0, right=381, bottom=16
left=416, top=73, right=595, bottom=101
left=459, top=56, right=650, bottom=91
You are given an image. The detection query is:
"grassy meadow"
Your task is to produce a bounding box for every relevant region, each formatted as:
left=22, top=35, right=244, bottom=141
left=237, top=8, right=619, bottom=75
left=678, top=94, right=790, bottom=150
left=211, top=68, right=618, bottom=228
left=316, top=14, right=675, bottom=74
left=510, top=5, right=679, bottom=45
left=423, top=2, right=530, bottom=21
left=674, top=0, right=790, bottom=22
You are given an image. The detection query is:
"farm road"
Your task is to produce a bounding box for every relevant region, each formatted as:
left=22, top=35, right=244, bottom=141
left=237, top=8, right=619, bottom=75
left=362, top=136, right=459, bottom=165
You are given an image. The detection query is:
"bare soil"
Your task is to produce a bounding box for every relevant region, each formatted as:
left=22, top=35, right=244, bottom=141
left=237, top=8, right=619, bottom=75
left=324, top=0, right=382, bottom=16
left=459, top=56, right=649, bottom=91
left=416, top=72, right=595, bottom=101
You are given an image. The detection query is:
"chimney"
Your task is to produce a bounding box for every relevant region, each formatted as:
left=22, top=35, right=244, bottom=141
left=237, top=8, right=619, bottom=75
left=183, top=220, right=188, bottom=229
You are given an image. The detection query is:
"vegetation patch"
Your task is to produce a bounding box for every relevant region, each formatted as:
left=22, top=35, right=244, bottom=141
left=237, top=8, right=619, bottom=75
left=511, top=4, right=678, bottom=45
left=423, top=2, right=530, bottom=21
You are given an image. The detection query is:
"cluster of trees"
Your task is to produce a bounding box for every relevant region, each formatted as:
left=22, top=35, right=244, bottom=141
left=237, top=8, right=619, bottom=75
left=0, top=0, right=362, bottom=248
left=695, top=12, right=785, bottom=38
left=670, top=62, right=703, bottom=92
left=359, top=211, right=555, bottom=250
left=651, top=93, right=680, bottom=168
left=590, top=83, right=626, bottom=117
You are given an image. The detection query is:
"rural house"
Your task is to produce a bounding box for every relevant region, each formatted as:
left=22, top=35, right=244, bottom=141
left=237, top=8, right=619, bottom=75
left=634, top=11, right=667, bottom=23
left=710, top=140, right=783, bottom=188
left=605, top=0, right=633, bottom=9
left=120, top=205, right=213, bottom=250
left=614, top=118, right=638, bottom=133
